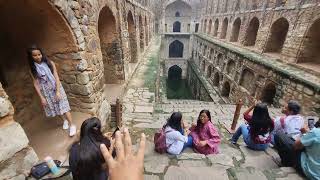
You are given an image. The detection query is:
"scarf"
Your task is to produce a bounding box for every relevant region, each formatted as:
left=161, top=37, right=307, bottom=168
left=34, top=62, right=56, bottom=90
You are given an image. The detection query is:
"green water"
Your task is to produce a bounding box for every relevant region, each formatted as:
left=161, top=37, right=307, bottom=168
left=166, top=79, right=194, bottom=99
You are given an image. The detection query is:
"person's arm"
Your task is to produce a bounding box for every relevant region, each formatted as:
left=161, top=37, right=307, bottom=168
left=30, top=71, right=47, bottom=106
left=294, top=129, right=315, bottom=150
left=206, top=123, right=221, bottom=146
left=293, top=139, right=304, bottom=150
left=50, top=61, right=61, bottom=94
left=170, top=131, right=188, bottom=143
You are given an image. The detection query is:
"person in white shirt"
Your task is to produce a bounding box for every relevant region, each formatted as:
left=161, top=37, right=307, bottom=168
left=164, top=112, right=193, bottom=155
left=273, top=100, right=304, bottom=142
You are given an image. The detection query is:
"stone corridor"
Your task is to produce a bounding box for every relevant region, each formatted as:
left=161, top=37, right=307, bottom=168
left=120, top=36, right=306, bottom=180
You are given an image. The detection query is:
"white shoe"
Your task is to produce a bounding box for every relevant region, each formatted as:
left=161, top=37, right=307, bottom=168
left=69, top=125, right=77, bottom=137
left=63, top=120, right=69, bottom=130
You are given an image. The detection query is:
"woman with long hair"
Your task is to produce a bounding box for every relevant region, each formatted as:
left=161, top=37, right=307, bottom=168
left=27, top=45, right=76, bottom=136
left=190, top=110, right=221, bottom=155
left=164, top=112, right=193, bottom=155
left=231, top=102, right=274, bottom=151
left=69, top=117, right=114, bottom=180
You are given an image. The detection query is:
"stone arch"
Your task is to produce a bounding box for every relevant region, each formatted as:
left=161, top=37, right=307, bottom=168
left=207, top=65, right=213, bottom=78
left=208, top=19, right=213, bottom=34
left=297, top=18, right=320, bottom=65
left=168, top=65, right=182, bottom=80
left=243, top=17, right=259, bottom=46
left=226, top=60, right=235, bottom=75
left=169, top=40, right=184, bottom=58
left=216, top=53, right=223, bottom=67
left=230, top=17, right=241, bottom=42
left=175, top=11, right=180, bottom=17
left=98, top=5, right=121, bottom=84
left=261, top=82, right=277, bottom=105
left=127, top=11, right=138, bottom=63
left=139, top=15, right=145, bottom=52
left=213, top=72, right=220, bottom=86
left=213, top=19, right=219, bottom=37
left=0, top=0, right=78, bottom=156
left=173, top=21, right=181, bottom=32
left=220, top=18, right=228, bottom=39
left=265, top=17, right=289, bottom=53
left=222, top=81, right=231, bottom=97
left=201, top=60, right=206, bottom=71
left=240, top=69, right=255, bottom=92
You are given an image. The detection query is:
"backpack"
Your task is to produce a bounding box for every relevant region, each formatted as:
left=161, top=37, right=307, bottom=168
left=154, top=128, right=172, bottom=153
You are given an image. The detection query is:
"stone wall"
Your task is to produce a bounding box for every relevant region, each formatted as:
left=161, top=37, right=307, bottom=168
left=193, top=34, right=320, bottom=114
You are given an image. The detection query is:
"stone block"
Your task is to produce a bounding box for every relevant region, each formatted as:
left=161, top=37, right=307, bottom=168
left=0, top=147, right=38, bottom=179
left=76, top=72, right=90, bottom=85
left=207, top=153, right=234, bottom=167
left=276, top=173, right=305, bottom=180
left=144, top=175, right=160, bottom=180
left=135, top=105, right=154, bottom=113
left=228, top=167, right=268, bottom=180
left=164, top=166, right=229, bottom=180
left=144, top=155, right=169, bottom=174
left=177, top=153, right=206, bottom=160
left=0, top=97, right=11, bottom=117
left=76, top=59, right=88, bottom=71
left=178, top=160, right=208, bottom=167
left=70, top=83, right=92, bottom=96
left=0, top=122, right=29, bottom=162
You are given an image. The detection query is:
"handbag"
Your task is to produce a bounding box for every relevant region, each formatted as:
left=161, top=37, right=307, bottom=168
left=27, top=160, right=61, bottom=179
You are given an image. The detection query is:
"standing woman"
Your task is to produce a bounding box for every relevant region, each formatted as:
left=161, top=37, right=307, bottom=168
left=27, top=45, right=76, bottom=136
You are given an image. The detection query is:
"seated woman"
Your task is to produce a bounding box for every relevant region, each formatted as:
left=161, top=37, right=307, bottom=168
left=69, top=117, right=114, bottom=180
left=190, top=110, right=221, bottom=155
left=164, top=112, right=193, bottom=155
left=231, top=102, right=274, bottom=151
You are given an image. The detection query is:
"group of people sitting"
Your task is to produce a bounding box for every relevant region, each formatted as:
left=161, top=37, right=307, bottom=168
left=162, top=100, right=319, bottom=179
left=67, top=100, right=319, bottom=180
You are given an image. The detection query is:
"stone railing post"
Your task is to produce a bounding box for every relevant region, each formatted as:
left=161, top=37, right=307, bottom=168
left=115, top=98, right=122, bottom=127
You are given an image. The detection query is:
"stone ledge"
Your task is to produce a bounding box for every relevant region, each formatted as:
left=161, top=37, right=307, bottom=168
left=195, top=33, right=320, bottom=92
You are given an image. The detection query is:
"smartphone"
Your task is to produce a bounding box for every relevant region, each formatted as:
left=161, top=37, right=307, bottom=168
left=112, top=127, right=120, bottom=138
left=308, top=118, right=315, bottom=130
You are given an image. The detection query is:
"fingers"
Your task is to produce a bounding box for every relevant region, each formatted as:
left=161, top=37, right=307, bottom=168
left=124, top=128, right=132, bottom=156
left=137, top=133, right=146, bottom=161
left=100, top=144, right=115, bottom=168
left=115, top=131, right=125, bottom=161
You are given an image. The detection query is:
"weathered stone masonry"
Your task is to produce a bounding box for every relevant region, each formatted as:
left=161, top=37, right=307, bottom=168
left=0, top=0, right=154, bottom=179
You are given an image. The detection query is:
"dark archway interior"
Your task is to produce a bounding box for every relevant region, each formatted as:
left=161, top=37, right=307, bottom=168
left=207, top=65, right=212, bottom=77
left=230, top=18, right=241, bottom=42
left=168, top=65, right=182, bottom=80
left=244, top=17, right=259, bottom=46
left=139, top=16, right=145, bottom=52
left=175, top=11, right=180, bottom=17
left=265, top=18, right=289, bottom=53
left=173, top=21, right=181, bottom=32
left=213, top=73, right=220, bottom=86
left=220, top=18, right=228, bottom=39
left=208, top=20, right=212, bottom=34
left=222, top=82, right=231, bottom=97
left=261, top=82, right=277, bottom=105
left=128, top=11, right=138, bottom=63
left=169, top=40, right=184, bottom=57
left=213, top=20, right=219, bottom=36
left=98, top=6, right=120, bottom=83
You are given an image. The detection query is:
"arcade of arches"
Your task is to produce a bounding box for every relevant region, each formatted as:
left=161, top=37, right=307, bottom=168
left=0, top=0, right=154, bottom=178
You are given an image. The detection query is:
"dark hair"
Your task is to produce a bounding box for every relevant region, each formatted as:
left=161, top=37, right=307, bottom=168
left=196, top=110, right=212, bottom=133
left=287, top=100, right=301, bottom=115
left=72, top=117, right=111, bottom=180
left=165, top=112, right=183, bottom=131
left=27, top=45, right=54, bottom=78
left=249, top=103, right=274, bottom=137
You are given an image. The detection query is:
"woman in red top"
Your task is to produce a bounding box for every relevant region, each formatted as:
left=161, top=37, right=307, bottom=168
left=230, top=102, right=274, bottom=151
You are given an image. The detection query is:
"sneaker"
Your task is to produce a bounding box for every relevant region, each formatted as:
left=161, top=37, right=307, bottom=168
left=63, top=120, right=69, bottom=130
left=69, top=125, right=77, bottom=137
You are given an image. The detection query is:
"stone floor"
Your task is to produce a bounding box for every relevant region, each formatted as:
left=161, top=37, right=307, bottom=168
left=120, top=36, right=306, bottom=180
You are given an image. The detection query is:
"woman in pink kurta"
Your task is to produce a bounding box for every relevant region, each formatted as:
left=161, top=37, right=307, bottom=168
left=190, top=110, right=221, bottom=155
